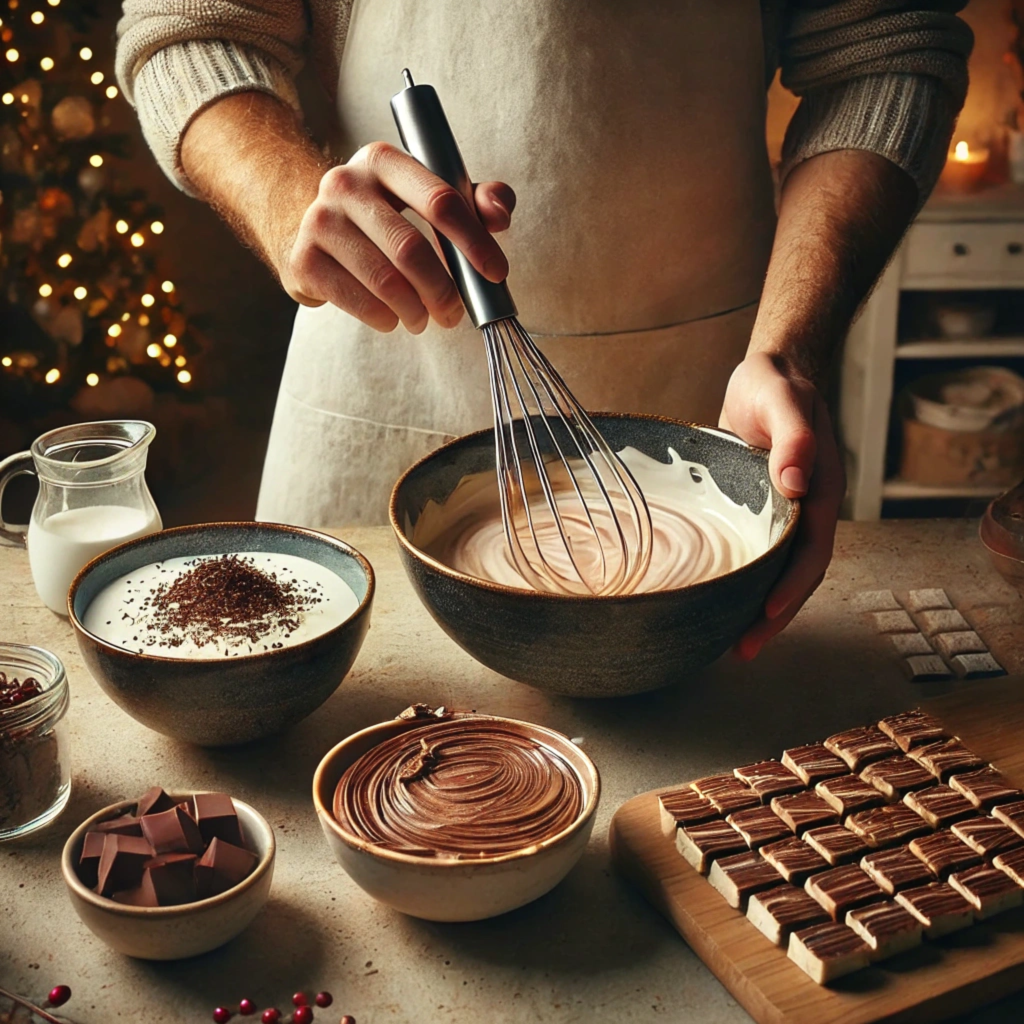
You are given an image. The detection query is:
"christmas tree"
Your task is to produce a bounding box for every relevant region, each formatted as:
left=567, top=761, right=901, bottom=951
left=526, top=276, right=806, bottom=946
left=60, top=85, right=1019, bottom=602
left=0, top=0, right=204, bottom=436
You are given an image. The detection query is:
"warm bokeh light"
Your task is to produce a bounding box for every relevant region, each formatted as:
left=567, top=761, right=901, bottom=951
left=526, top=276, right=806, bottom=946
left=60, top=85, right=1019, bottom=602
left=45, top=368, right=60, bottom=384
left=107, top=323, right=122, bottom=337
left=57, top=253, right=72, bottom=268
left=1, top=93, right=12, bottom=105
left=138, top=314, right=150, bottom=327
left=174, top=355, right=186, bottom=367
left=954, top=140, right=969, bottom=161
left=141, top=293, right=155, bottom=307
left=6, top=48, right=19, bottom=63
left=30, top=11, right=43, bottom=23
left=90, top=71, right=104, bottom=85
left=47, top=0, right=61, bottom=6
left=177, top=369, right=192, bottom=384
left=115, top=219, right=129, bottom=234
left=38, top=283, right=52, bottom=297
left=79, top=47, right=92, bottom=60
left=86, top=373, right=99, bottom=386
left=163, top=334, right=177, bottom=348
left=151, top=221, right=165, bottom=235
left=1, top=357, right=12, bottom=367
left=106, top=85, right=118, bottom=99
left=73, top=286, right=87, bottom=300
left=40, top=56, right=53, bottom=70
left=89, top=154, right=103, bottom=168
left=146, top=343, right=161, bottom=359
left=130, top=232, right=144, bottom=247
left=161, top=280, right=174, bottom=293
left=121, top=312, right=131, bottom=322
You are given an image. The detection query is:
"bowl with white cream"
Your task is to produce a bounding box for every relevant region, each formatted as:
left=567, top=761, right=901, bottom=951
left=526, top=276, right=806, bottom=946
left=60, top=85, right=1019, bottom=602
left=391, top=414, right=798, bottom=697
left=67, top=522, right=374, bottom=745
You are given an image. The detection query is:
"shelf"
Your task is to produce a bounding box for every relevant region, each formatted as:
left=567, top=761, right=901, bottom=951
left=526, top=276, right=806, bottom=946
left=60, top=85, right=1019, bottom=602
left=882, top=479, right=1005, bottom=500
left=895, top=338, right=1024, bottom=359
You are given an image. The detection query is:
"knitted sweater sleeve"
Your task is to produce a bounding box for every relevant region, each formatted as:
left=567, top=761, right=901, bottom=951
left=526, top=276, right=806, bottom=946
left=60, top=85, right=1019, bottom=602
left=779, top=1, right=974, bottom=201
left=116, top=1, right=309, bottom=195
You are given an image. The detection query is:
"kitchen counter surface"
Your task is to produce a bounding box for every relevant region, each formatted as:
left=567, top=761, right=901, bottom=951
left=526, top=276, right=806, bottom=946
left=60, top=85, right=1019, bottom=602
left=1, top=518, right=1022, bottom=1024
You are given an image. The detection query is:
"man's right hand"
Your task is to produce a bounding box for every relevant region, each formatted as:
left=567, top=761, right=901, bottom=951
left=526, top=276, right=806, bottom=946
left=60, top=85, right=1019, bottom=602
left=180, top=93, right=515, bottom=334
left=282, top=142, right=515, bottom=333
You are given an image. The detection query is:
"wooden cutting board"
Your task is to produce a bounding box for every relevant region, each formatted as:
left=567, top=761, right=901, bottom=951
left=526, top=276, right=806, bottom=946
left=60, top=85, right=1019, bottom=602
left=609, top=676, right=1024, bottom=1024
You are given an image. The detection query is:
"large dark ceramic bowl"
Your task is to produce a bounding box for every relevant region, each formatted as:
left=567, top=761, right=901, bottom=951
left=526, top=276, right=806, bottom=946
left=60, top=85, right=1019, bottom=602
left=68, top=522, right=374, bottom=746
left=390, top=415, right=798, bottom=698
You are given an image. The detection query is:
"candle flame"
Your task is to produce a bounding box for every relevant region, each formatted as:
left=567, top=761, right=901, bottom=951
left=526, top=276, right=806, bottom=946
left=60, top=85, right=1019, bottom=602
left=955, top=140, right=969, bottom=161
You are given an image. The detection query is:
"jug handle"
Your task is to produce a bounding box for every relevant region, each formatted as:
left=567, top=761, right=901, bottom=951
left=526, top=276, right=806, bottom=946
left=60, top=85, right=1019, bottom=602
left=0, top=451, right=34, bottom=545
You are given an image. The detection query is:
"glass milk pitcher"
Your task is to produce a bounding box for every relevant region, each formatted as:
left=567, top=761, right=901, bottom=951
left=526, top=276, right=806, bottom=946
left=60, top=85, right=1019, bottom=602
left=0, top=421, right=162, bottom=614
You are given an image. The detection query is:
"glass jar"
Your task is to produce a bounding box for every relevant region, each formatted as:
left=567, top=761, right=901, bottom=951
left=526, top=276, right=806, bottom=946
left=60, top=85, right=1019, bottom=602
left=0, top=420, right=162, bottom=614
left=0, top=643, right=71, bottom=840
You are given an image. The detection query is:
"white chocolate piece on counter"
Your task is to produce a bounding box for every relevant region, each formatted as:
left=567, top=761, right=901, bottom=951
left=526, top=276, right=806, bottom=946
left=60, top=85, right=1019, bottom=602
left=846, top=901, right=923, bottom=960
left=787, top=922, right=870, bottom=984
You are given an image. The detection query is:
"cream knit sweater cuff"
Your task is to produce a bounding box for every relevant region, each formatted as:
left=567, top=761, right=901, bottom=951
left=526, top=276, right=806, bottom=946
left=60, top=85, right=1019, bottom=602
left=131, top=40, right=300, bottom=197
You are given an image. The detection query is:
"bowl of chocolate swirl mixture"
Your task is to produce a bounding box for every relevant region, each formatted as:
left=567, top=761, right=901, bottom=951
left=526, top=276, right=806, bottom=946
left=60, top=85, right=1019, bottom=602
left=68, top=522, right=374, bottom=746
left=313, top=706, right=600, bottom=921
left=391, top=414, right=798, bottom=697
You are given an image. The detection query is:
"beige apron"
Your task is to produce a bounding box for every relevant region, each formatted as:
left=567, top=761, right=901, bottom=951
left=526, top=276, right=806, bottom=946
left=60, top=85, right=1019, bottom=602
left=256, top=0, right=777, bottom=527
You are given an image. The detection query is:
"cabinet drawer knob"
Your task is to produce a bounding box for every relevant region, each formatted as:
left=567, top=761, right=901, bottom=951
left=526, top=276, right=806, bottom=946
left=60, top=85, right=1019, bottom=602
left=1009, top=242, right=1023, bottom=255
left=953, top=242, right=969, bottom=256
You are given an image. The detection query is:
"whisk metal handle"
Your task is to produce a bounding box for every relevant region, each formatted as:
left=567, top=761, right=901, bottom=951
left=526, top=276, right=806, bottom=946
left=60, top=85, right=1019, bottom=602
left=390, top=70, right=517, bottom=329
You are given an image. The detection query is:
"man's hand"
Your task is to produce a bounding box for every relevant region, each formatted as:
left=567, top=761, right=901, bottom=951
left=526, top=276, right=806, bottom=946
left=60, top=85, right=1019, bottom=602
left=723, top=148, right=919, bottom=657
left=720, top=353, right=845, bottom=660
left=181, top=92, right=515, bottom=332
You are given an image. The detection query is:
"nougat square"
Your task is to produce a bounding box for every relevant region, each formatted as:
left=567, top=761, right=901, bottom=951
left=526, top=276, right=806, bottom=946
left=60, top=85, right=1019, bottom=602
left=825, top=727, right=899, bottom=772
left=781, top=744, right=847, bottom=786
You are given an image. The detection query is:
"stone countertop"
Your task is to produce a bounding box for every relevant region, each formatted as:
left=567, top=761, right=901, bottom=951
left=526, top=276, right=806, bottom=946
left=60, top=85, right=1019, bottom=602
left=0, top=519, right=1022, bottom=1024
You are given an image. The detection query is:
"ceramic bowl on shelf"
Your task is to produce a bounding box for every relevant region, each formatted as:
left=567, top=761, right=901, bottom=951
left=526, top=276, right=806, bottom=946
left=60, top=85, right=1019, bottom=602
left=312, top=711, right=600, bottom=921
left=390, top=414, right=798, bottom=697
left=980, top=481, right=1024, bottom=595
left=933, top=302, right=997, bottom=340
left=61, top=793, right=274, bottom=960
left=67, top=522, right=374, bottom=746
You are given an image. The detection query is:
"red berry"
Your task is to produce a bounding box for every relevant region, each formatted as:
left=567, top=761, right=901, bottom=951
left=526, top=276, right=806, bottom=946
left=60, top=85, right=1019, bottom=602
left=292, top=993, right=308, bottom=1007
left=340, top=1016, right=356, bottom=1024
left=239, top=999, right=257, bottom=1016
left=47, top=986, right=71, bottom=1008
left=292, top=1008, right=313, bottom=1024
left=261, top=1011, right=280, bottom=1024
left=213, top=1009, right=232, bottom=1024
left=314, top=992, right=332, bottom=1008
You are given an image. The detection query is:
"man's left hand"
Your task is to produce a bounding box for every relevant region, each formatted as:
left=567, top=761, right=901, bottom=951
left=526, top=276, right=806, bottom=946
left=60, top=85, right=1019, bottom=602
left=719, top=351, right=846, bottom=660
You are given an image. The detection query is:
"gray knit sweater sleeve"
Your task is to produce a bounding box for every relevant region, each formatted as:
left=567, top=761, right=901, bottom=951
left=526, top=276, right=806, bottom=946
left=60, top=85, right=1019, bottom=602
left=116, top=1, right=309, bottom=195
left=778, top=2, right=974, bottom=199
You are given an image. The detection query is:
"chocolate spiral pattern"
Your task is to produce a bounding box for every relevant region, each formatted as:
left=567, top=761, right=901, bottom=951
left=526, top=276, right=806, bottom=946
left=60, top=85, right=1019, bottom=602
left=334, top=721, right=584, bottom=858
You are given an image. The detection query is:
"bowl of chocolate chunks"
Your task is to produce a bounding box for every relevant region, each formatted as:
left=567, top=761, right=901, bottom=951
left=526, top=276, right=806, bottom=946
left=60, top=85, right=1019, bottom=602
left=61, top=786, right=274, bottom=960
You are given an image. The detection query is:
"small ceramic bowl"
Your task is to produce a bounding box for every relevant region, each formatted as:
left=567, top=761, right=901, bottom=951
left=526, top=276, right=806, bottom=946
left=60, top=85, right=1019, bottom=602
left=390, top=414, right=798, bottom=697
left=61, top=792, right=274, bottom=960
left=68, top=522, right=374, bottom=746
left=313, top=712, right=600, bottom=921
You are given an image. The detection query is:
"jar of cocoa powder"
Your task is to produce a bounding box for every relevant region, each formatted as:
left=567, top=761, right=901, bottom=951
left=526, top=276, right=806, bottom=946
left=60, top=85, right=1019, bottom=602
left=0, top=643, right=70, bottom=840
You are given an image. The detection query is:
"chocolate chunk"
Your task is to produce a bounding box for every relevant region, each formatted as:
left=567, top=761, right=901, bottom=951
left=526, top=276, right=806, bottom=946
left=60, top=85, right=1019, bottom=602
left=909, top=739, right=984, bottom=782
left=993, top=800, right=1024, bottom=839
left=657, top=788, right=717, bottom=838
left=951, top=816, right=1024, bottom=858
left=933, top=631, right=987, bottom=658
left=949, top=766, right=1023, bottom=809
left=860, top=756, right=934, bottom=800
left=908, top=829, right=982, bottom=879
left=788, top=921, right=870, bottom=984
left=917, top=608, right=969, bottom=636
left=861, top=845, right=933, bottom=896
left=992, top=846, right=1024, bottom=887
left=846, top=805, right=930, bottom=848
left=747, top=884, right=829, bottom=946
left=92, top=814, right=143, bottom=837
left=97, top=834, right=154, bottom=897
left=781, top=744, right=847, bottom=786
left=895, top=882, right=975, bottom=938
left=904, top=655, right=952, bottom=682
left=759, top=836, right=830, bottom=885
left=951, top=652, right=1005, bottom=679
left=141, top=805, right=204, bottom=856
left=824, top=726, right=899, bottom=772
left=770, top=792, right=839, bottom=835
left=79, top=832, right=105, bottom=889
left=192, top=792, right=243, bottom=847
left=690, top=774, right=759, bottom=815
left=726, top=805, right=791, bottom=850
left=853, top=589, right=900, bottom=612
left=815, top=775, right=885, bottom=819
left=889, top=633, right=934, bottom=657
left=803, top=824, right=871, bottom=867
left=905, top=588, right=951, bottom=612
left=145, top=853, right=198, bottom=906
left=733, top=760, right=803, bottom=802
left=676, top=819, right=748, bottom=875
left=948, top=864, right=1024, bottom=919
left=871, top=610, right=916, bottom=634
left=845, top=901, right=923, bottom=960
left=111, top=873, right=159, bottom=908
left=194, top=837, right=258, bottom=898
left=136, top=786, right=175, bottom=818
left=805, top=865, right=886, bottom=921
left=903, top=785, right=976, bottom=829
left=708, top=850, right=783, bottom=909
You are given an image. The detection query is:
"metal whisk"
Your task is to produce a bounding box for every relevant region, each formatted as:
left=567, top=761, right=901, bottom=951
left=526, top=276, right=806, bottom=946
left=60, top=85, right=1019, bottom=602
left=392, top=71, right=652, bottom=596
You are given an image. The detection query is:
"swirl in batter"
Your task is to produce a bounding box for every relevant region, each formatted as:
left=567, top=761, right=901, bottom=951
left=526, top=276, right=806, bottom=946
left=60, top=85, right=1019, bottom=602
left=334, top=720, right=585, bottom=858
left=411, top=446, right=772, bottom=592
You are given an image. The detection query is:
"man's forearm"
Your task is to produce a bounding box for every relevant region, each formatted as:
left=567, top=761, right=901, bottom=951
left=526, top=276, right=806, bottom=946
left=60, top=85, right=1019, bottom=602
left=747, top=149, right=919, bottom=386
left=181, top=91, right=330, bottom=275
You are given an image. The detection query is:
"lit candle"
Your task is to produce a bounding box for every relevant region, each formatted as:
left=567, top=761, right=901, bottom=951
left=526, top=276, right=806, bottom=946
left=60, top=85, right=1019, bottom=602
left=940, top=139, right=990, bottom=192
